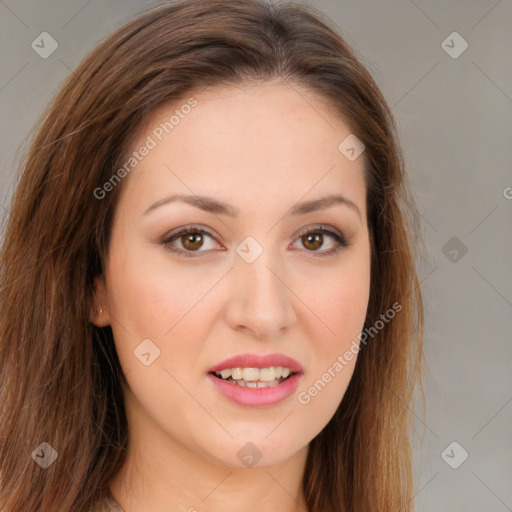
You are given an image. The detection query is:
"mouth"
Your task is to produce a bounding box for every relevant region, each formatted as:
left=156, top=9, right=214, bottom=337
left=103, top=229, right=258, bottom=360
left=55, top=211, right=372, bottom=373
left=207, top=353, right=303, bottom=406
left=209, top=366, right=296, bottom=388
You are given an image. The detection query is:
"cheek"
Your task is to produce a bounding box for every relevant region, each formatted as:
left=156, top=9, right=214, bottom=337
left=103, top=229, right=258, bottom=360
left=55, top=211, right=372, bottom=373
left=105, top=245, right=221, bottom=378
left=301, top=252, right=371, bottom=350
left=295, top=253, right=370, bottom=418
left=107, top=241, right=215, bottom=333
left=104, top=252, right=219, bottom=437
left=319, top=279, right=369, bottom=335
left=304, top=277, right=369, bottom=375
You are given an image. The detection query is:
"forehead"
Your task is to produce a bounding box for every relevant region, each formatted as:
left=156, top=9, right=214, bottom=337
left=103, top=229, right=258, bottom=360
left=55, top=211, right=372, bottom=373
left=119, top=82, right=366, bottom=218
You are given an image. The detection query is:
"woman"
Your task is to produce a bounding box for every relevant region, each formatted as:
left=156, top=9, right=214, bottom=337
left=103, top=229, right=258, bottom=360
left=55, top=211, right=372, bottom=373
left=0, top=0, right=424, bottom=510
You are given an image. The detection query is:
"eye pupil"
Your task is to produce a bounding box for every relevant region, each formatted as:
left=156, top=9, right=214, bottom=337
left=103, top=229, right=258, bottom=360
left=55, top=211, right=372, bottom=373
left=182, top=232, right=203, bottom=250
left=303, top=233, right=323, bottom=250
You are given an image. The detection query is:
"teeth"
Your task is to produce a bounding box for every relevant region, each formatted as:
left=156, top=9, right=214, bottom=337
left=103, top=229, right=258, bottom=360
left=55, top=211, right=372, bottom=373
left=220, top=368, right=232, bottom=379
left=225, top=377, right=281, bottom=388
left=214, top=366, right=294, bottom=384
left=231, top=367, right=243, bottom=380
left=242, top=368, right=260, bottom=381
left=259, top=367, right=277, bottom=382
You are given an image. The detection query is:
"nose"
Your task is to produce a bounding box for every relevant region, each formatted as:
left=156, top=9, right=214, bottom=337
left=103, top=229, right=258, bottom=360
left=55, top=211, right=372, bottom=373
left=225, top=246, right=296, bottom=341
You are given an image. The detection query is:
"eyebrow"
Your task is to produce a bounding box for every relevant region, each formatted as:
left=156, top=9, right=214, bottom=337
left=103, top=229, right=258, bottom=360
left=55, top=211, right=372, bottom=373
left=143, top=193, right=362, bottom=220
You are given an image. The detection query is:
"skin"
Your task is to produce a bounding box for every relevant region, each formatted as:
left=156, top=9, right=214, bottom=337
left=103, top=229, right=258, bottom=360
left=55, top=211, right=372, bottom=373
left=91, top=81, right=371, bottom=512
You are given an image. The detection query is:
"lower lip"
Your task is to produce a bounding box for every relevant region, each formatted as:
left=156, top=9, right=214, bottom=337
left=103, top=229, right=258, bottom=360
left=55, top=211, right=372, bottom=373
left=207, top=373, right=302, bottom=407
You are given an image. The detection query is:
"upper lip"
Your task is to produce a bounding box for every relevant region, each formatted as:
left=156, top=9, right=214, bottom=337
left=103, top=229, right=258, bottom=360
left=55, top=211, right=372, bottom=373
left=208, top=353, right=303, bottom=374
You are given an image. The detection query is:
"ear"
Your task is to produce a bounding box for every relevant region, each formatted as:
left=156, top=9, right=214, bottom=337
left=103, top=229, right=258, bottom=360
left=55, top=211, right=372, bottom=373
left=90, top=275, right=111, bottom=327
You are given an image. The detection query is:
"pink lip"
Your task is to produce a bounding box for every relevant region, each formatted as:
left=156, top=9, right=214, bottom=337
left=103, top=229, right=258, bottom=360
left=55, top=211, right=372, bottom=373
left=207, top=353, right=303, bottom=407
left=208, top=353, right=304, bottom=374
left=207, top=373, right=302, bottom=407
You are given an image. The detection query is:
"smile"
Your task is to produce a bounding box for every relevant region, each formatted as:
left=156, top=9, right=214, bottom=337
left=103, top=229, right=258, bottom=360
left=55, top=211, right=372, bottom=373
left=211, top=366, right=295, bottom=388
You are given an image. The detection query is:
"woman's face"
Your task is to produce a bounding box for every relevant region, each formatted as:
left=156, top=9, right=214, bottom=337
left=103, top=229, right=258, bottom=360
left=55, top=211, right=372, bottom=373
left=93, top=82, right=371, bottom=468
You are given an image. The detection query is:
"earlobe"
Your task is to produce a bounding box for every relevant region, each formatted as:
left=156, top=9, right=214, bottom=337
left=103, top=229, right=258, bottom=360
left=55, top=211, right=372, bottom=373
left=90, top=306, right=106, bottom=327
left=90, top=275, right=111, bottom=327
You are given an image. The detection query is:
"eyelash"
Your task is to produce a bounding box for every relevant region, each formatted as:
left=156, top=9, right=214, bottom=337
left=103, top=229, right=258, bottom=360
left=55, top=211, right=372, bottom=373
left=161, top=224, right=349, bottom=259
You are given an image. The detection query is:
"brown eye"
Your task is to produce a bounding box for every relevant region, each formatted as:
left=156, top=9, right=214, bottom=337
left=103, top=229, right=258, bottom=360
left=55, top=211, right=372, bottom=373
left=180, top=232, right=204, bottom=251
left=162, top=227, right=219, bottom=258
left=292, top=226, right=349, bottom=257
left=302, top=232, right=323, bottom=251
left=162, top=225, right=348, bottom=259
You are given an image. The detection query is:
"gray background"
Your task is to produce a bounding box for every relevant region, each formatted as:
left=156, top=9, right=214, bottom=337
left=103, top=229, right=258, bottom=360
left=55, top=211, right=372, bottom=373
left=1, top=1, right=511, bottom=510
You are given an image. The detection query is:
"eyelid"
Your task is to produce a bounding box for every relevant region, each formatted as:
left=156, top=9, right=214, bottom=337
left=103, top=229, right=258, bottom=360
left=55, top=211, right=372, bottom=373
left=293, top=224, right=346, bottom=243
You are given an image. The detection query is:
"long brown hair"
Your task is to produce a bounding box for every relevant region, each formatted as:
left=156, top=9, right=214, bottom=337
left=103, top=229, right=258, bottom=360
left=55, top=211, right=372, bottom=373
left=0, top=1, right=424, bottom=510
